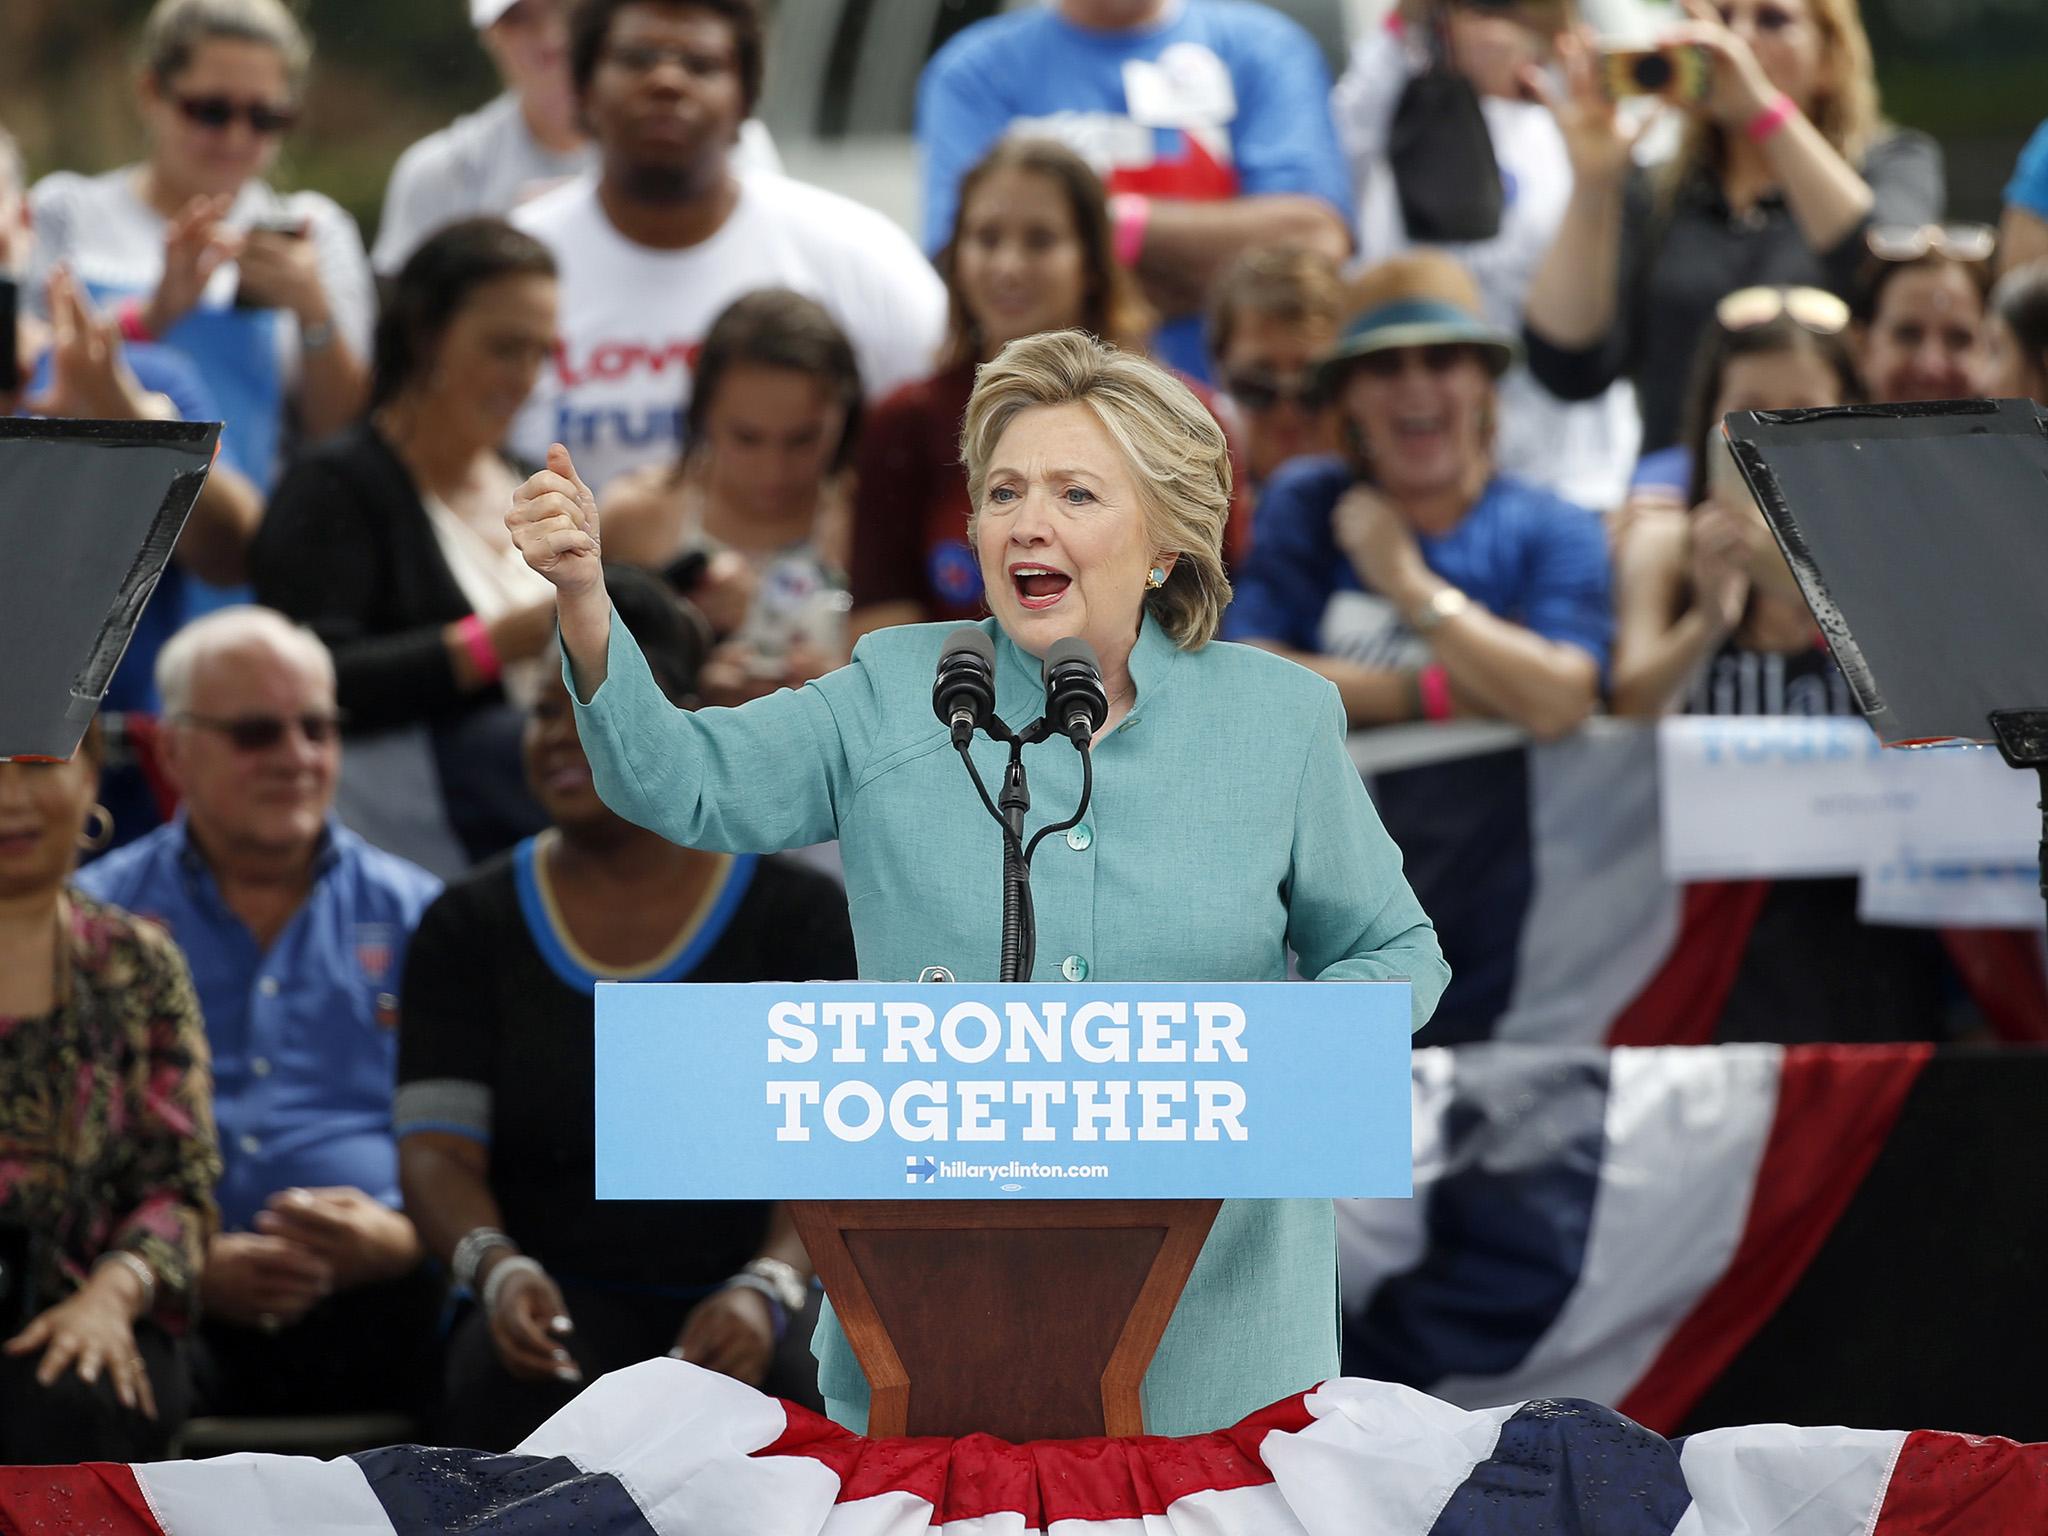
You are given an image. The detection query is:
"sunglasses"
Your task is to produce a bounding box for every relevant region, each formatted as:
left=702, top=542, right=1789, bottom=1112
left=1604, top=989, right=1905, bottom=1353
left=1351, top=343, right=1476, bottom=380
left=1713, top=2, right=1799, bottom=32
left=1226, top=370, right=1323, bottom=412
left=178, top=713, right=343, bottom=752
left=1866, top=223, right=1997, bottom=265
left=1714, top=285, right=1851, bottom=336
left=173, top=94, right=298, bottom=136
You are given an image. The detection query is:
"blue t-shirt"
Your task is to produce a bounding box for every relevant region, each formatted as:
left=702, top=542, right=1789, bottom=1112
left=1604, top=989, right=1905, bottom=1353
left=1221, top=456, right=1613, bottom=675
left=916, top=0, right=1352, bottom=379
left=76, top=817, right=443, bottom=1231
left=2005, top=119, right=2048, bottom=219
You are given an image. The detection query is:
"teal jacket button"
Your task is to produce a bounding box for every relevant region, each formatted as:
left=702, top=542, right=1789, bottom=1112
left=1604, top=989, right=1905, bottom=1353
left=1061, top=953, right=1089, bottom=981
left=1066, top=823, right=1093, bottom=851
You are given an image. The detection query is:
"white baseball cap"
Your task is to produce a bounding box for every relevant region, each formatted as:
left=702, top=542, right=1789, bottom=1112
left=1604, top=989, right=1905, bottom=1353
left=471, top=0, right=521, bottom=26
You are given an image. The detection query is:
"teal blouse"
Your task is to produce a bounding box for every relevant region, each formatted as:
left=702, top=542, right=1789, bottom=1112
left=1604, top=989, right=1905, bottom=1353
left=569, top=610, right=1448, bottom=1436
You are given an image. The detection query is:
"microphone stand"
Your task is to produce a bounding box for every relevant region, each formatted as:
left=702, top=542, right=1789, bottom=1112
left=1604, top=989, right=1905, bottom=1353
left=954, top=716, right=1095, bottom=983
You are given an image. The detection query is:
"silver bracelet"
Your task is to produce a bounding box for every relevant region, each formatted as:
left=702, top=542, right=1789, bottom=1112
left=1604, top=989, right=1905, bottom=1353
left=95, top=1251, right=157, bottom=1313
left=453, top=1227, right=516, bottom=1294
left=739, top=1257, right=807, bottom=1313
left=480, top=1254, right=546, bottom=1318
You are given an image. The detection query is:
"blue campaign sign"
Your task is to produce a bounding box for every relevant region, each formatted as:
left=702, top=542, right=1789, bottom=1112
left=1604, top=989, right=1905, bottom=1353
left=594, top=981, right=1412, bottom=1200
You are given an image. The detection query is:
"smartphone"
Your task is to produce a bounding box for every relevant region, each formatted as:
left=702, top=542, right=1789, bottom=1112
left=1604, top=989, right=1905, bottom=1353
left=1601, top=43, right=1713, bottom=105
left=1707, top=431, right=1756, bottom=512
left=0, top=277, right=17, bottom=394
left=233, top=216, right=309, bottom=309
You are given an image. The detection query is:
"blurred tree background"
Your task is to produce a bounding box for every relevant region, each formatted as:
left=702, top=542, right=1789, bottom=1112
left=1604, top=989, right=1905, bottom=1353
left=0, top=0, right=2040, bottom=248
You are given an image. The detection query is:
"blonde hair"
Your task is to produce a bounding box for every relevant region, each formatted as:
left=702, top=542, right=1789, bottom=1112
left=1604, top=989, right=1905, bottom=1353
left=1667, top=0, right=1880, bottom=197
left=961, top=331, right=1233, bottom=650
left=141, top=0, right=313, bottom=92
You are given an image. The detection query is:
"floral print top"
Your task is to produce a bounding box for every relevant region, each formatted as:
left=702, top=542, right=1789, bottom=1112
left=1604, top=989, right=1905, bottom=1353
left=0, top=894, right=220, bottom=1332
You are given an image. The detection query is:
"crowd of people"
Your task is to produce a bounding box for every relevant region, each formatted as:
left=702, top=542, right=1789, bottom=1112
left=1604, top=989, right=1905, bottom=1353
left=3, top=0, right=2045, bottom=1465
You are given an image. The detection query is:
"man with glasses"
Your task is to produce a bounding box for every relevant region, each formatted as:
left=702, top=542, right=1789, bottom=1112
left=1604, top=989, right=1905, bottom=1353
left=373, top=0, right=780, bottom=277
left=504, top=0, right=944, bottom=495
left=75, top=607, right=445, bottom=1421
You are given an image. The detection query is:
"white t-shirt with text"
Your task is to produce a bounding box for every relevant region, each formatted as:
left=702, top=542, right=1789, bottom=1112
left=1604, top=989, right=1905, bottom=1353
left=507, top=172, right=947, bottom=495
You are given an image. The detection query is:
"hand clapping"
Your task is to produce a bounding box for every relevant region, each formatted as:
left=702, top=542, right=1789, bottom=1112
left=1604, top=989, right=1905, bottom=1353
left=509, top=444, right=605, bottom=598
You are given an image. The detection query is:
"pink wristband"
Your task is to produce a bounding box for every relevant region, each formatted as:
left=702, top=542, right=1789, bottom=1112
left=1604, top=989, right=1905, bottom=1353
left=1110, top=193, right=1152, bottom=269
left=116, top=298, right=156, bottom=344
left=1746, top=92, right=1797, bottom=147
left=457, top=613, right=503, bottom=685
left=1419, top=664, right=1453, bottom=723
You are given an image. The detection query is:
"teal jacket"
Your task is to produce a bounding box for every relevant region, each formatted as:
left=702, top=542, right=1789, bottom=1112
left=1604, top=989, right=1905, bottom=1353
left=570, top=610, right=1448, bottom=1436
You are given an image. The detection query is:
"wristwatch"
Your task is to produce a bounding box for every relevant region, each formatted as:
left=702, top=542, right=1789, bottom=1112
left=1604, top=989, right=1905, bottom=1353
left=734, top=1256, right=808, bottom=1314
left=1410, top=585, right=1471, bottom=634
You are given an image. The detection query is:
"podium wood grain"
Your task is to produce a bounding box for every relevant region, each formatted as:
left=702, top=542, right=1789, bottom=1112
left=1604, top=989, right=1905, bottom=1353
left=793, top=1199, right=1221, bottom=1441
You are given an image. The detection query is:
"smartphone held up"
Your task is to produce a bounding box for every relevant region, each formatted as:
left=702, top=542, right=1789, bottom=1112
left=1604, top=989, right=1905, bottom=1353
left=1600, top=42, right=1714, bottom=104
left=233, top=215, right=309, bottom=310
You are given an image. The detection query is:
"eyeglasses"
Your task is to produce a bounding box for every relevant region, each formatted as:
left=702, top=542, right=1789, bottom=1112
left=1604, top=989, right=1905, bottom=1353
left=1225, top=369, right=1323, bottom=412
left=177, top=713, right=343, bottom=752
left=1351, top=344, right=1475, bottom=380
left=1866, top=223, right=1997, bottom=266
left=601, top=41, right=728, bottom=75
left=1714, top=285, right=1851, bottom=336
left=1714, top=2, right=1800, bottom=33
left=173, top=94, right=298, bottom=136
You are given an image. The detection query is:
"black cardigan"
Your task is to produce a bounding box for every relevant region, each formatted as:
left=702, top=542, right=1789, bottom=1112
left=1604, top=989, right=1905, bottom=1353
left=250, top=422, right=503, bottom=732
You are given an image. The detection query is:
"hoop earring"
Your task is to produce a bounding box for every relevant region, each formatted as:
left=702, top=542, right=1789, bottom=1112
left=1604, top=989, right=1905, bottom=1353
left=78, top=804, right=114, bottom=854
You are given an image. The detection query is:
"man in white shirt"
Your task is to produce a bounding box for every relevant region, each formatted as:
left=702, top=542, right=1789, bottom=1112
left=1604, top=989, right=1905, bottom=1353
left=504, top=0, right=945, bottom=494
left=373, top=0, right=782, bottom=277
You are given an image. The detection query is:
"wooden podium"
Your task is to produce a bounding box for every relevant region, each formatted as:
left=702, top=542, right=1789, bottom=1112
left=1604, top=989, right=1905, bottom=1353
left=792, top=1198, right=1220, bottom=1441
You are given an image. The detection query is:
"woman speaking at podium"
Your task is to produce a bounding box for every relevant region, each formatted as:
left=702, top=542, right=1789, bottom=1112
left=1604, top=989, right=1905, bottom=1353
left=507, top=330, right=1448, bottom=1438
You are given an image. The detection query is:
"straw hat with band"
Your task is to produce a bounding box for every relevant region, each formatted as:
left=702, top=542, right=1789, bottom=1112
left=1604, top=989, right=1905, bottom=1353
left=1314, top=297, right=1520, bottom=396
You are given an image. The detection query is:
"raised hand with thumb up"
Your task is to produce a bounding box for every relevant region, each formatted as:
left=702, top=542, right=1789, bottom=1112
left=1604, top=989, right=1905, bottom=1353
left=509, top=443, right=604, bottom=595
left=510, top=443, right=615, bottom=694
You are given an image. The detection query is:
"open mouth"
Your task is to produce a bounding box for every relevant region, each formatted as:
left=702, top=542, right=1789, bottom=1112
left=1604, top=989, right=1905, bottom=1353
left=1009, top=563, right=1072, bottom=611
left=1392, top=412, right=1450, bottom=447
left=542, top=761, right=594, bottom=794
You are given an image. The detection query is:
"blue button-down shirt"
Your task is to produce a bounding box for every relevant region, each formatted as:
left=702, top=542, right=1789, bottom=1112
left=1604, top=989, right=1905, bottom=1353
left=76, top=816, right=441, bottom=1230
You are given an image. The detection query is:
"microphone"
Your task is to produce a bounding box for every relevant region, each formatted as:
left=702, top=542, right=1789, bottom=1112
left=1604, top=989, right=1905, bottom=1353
left=1042, top=636, right=1109, bottom=746
left=932, top=626, right=996, bottom=747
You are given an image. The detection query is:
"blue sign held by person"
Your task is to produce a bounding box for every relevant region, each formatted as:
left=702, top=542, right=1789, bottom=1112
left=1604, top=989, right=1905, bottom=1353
left=595, top=981, right=1412, bottom=1200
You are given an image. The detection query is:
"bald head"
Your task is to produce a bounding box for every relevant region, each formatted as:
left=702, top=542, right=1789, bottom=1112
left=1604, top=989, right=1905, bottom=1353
left=156, top=606, right=334, bottom=718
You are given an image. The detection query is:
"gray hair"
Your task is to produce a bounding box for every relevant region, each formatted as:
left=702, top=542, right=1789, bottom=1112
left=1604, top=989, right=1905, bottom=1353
left=961, top=330, right=1234, bottom=650
left=156, top=606, right=335, bottom=718
left=140, top=0, right=313, bottom=91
